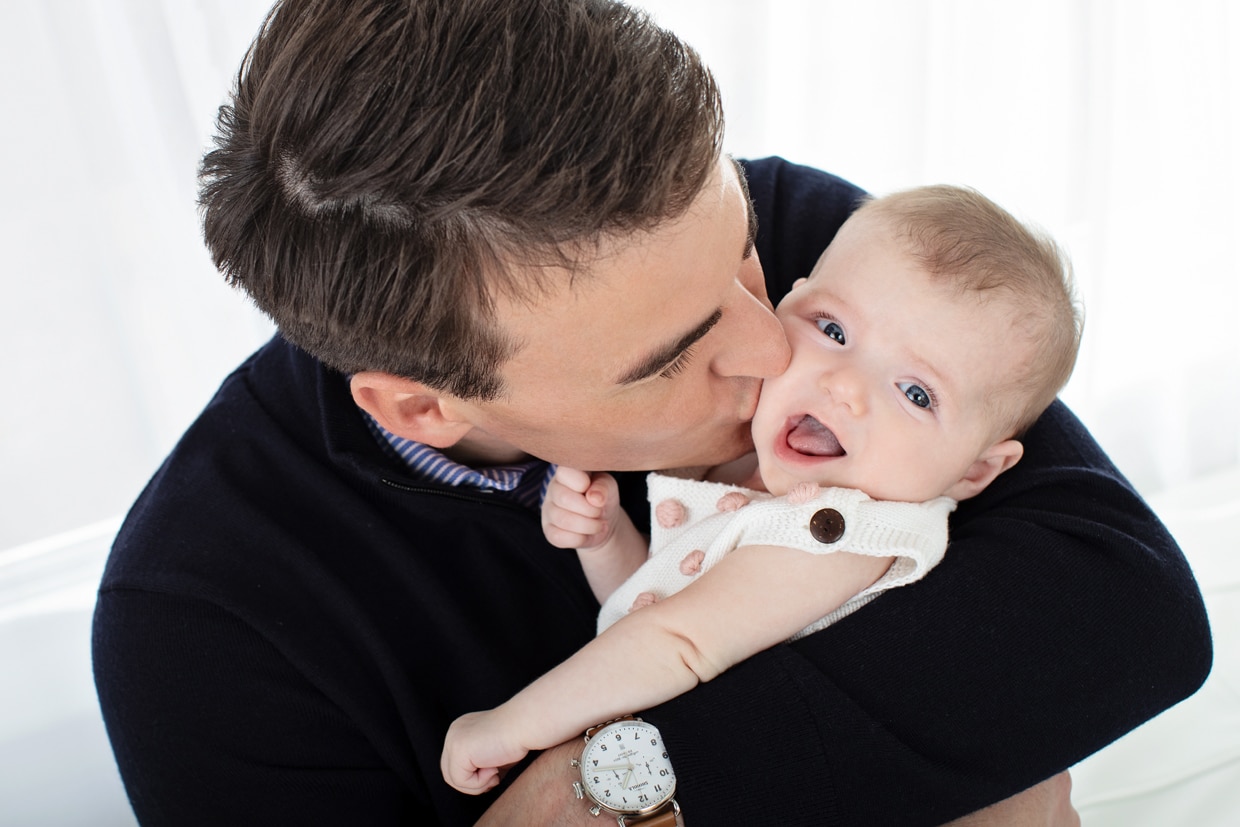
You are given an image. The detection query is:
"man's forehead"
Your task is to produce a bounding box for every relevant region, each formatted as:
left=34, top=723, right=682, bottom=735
left=492, top=154, right=752, bottom=373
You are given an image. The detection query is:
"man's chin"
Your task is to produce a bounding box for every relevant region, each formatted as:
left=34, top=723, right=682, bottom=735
left=569, top=426, right=753, bottom=473
left=664, top=425, right=753, bottom=471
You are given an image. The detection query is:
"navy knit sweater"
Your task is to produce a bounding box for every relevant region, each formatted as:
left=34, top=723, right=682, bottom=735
left=93, top=157, right=1212, bottom=825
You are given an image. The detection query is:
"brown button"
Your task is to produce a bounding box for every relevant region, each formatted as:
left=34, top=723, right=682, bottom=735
left=809, top=508, right=845, bottom=544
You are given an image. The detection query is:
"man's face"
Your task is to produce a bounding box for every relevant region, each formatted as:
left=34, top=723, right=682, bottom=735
left=751, top=213, right=1022, bottom=502
left=448, top=157, right=791, bottom=471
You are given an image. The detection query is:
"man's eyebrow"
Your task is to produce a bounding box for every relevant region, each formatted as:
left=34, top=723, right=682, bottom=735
left=615, top=308, right=723, bottom=385
left=731, top=155, right=759, bottom=260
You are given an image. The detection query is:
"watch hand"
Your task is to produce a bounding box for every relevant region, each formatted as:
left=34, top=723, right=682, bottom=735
left=593, top=763, right=630, bottom=773
left=621, top=768, right=634, bottom=789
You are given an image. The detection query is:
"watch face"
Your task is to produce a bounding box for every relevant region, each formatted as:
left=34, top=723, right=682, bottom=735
left=579, top=720, right=676, bottom=814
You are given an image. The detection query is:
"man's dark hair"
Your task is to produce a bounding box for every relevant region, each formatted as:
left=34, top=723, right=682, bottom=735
left=199, top=0, right=724, bottom=399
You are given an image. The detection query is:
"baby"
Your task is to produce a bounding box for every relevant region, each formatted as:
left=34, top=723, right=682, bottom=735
left=441, top=184, right=1082, bottom=795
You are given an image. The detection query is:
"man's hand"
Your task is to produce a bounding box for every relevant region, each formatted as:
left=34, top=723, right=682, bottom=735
left=943, top=772, right=1079, bottom=827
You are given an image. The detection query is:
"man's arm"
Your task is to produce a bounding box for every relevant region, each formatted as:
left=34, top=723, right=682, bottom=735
left=478, top=748, right=1077, bottom=825
left=475, top=741, right=590, bottom=827
left=943, top=772, right=1078, bottom=827
left=93, top=590, right=419, bottom=826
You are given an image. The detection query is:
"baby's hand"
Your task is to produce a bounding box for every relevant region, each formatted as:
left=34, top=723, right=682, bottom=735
left=541, top=467, right=621, bottom=551
left=440, top=710, right=527, bottom=795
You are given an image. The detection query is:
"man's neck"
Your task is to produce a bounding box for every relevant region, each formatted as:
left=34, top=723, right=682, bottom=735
left=440, top=434, right=532, bottom=468
left=704, top=452, right=765, bottom=491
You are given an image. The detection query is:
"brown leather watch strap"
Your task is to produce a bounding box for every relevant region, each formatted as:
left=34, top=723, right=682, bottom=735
left=623, top=807, right=678, bottom=827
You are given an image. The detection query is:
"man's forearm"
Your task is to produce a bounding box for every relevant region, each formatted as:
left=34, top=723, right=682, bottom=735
left=481, top=744, right=1076, bottom=827
left=942, top=773, right=1078, bottom=827
left=476, top=741, right=593, bottom=826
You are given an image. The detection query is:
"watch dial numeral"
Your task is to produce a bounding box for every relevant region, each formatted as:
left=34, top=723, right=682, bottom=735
left=581, top=722, right=675, bottom=811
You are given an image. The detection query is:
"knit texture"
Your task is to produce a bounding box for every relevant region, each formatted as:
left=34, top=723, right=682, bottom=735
left=599, top=474, right=955, bottom=635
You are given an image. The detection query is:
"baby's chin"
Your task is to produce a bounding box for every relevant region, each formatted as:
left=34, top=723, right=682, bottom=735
left=758, top=469, right=835, bottom=498
left=760, top=465, right=944, bottom=502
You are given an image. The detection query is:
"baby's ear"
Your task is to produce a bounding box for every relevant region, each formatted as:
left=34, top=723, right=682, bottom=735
left=349, top=371, right=474, bottom=448
left=944, top=439, right=1024, bottom=501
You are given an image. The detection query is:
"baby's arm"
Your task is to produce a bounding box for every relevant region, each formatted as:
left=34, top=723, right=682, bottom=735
left=541, top=466, right=649, bottom=603
left=440, top=541, right=891, bottom=794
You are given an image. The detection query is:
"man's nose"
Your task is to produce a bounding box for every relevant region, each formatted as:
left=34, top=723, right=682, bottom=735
left=712, top=288, right=790, bottom=378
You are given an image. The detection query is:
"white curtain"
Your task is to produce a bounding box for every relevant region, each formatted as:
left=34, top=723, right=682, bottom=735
left=3, top=0, right=1238, bottom=552
left=650, top=0, right=1240, bottom=496
left=1, top=0, right=275, bottom=551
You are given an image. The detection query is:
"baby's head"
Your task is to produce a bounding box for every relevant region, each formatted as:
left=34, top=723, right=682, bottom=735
left=751, top=185, right=1082, bottom=502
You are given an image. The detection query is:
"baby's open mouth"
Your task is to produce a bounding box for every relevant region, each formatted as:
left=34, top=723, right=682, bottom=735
left=785, top=414, right=845, bottom=458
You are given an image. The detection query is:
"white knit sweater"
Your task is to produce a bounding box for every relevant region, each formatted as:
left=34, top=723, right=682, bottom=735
left=597, top=472, right=956, bottom=638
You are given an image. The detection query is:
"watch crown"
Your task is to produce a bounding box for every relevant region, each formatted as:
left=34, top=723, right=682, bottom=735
left=572, top=781, right=584, bottom=800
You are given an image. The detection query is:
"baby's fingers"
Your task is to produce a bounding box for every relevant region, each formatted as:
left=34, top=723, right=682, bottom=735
left=465, top=766, right=501, bottom=794
left=551, top=466, right=593, bottom=494
left=543, top=514, right=608, bottom=549
left=547, top=504, right=607, bottom=535
left=584, top=472, right=618, bottom=510
left=546, top=477, right=603, bottom=520
left=444, top=760, right=500, bottom=795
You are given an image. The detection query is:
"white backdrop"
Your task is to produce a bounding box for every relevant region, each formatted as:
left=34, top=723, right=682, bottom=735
left=2, top=0, right=1238, bottom=551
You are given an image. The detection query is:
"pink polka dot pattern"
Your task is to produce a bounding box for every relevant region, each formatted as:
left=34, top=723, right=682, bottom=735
left=715, top=491, right=751, bottom=512
left=785, top=481, right=822, bottom=505
left=629, top=591, right=659, bottom=613
left=679, top=549, right=706, bottom=576
left=654, top=498, right=686, bottom=528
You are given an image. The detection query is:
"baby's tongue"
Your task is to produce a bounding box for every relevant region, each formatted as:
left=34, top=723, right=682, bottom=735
left=786, top=415, right=844, bottom=457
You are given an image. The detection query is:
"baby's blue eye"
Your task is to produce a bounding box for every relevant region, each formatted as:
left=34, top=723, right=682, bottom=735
left=816, top=319, right=846, bottom=345
left=899, top=382, right=932, bottom=409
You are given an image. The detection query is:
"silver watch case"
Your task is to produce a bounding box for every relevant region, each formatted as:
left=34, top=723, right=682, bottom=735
left=570, top=718, right=678, bottom=822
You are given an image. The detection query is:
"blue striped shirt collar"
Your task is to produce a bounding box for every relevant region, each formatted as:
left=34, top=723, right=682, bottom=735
left=361, top=411, right=553, bottom=509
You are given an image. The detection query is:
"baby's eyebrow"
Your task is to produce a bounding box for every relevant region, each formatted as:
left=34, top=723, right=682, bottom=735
left=905, top=349, right=954, bottom=399
left=615, top=309, right=723, bottom=385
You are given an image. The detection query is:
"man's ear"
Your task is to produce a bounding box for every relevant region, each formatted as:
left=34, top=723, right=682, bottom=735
left=944, top=439, right=1024, bottom=501
left=349, top=371, right=473, bottom=449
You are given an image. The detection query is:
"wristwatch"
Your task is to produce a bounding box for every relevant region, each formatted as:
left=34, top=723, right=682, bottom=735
left=570, top=716, right=679, bottom=826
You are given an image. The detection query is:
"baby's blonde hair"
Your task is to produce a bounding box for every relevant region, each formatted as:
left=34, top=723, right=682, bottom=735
left=857, top=185, right=1083, bottom=437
